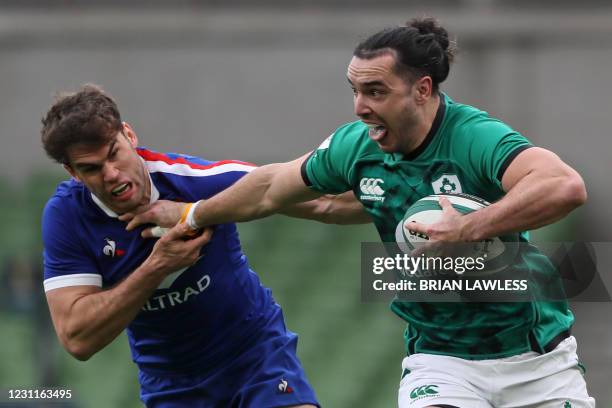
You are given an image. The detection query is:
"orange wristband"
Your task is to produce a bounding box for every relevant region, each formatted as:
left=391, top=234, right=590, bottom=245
left=179, top=203, right=193, bottom=224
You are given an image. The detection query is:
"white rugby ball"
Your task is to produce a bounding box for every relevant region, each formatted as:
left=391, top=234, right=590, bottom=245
left=395, top=193, right=518, bottom=274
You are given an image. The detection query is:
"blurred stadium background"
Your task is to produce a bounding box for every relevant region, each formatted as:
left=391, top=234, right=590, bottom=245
left=0, top=1, right=611, bottom=407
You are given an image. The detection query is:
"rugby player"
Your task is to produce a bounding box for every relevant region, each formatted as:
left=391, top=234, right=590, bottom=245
left=125, top=18, right=594, bottom=408
left=40, top=84, right=366, bottom=407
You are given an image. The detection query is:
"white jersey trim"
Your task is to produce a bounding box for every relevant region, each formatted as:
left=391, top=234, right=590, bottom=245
left=145, top=161, right=256, bottom=177
left=44, top=273, right=102, bottom=292
left=89, top=158, right=255, bottom=217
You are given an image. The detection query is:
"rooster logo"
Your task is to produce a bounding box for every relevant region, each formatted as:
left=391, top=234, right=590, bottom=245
left=277, top=379, right=293, bottom=394
left=103, top=238, right=125, bottom=257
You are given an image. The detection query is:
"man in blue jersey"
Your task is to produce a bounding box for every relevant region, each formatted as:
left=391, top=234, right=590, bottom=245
left=40, top=84, right=366, bottom=407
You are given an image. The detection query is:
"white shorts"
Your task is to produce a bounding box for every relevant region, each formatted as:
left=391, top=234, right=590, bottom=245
left=398, top=336, right=595, bottom=408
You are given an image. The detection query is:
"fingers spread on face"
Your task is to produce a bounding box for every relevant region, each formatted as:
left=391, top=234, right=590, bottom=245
left=118, top=212, right=135, bottom=222
left=126, top=208, right=158, bottom=231
left=125, top=215, right=143, bottom=231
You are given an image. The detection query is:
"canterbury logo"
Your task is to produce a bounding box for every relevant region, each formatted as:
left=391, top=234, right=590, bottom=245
left=410, top=384, right=439, bottom=399
left=360, top=178, right=385, bottom=196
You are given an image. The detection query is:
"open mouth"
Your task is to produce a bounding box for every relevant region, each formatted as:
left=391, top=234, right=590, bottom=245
left=111, top=182, right=131, bottom=197
left=366, top=123, right=387, bottom=142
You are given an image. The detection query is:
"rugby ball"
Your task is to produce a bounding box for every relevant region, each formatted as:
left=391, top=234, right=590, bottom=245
left=395, top=193, right=519, bottom=274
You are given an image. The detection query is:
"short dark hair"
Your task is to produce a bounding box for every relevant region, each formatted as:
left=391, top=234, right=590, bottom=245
left=353, top=17, right=456, bottom=91
left=41, top=84, right=123, bottom=164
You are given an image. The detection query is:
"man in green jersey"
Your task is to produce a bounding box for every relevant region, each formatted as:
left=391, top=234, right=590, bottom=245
left=123, top=18, right=594, bottom=408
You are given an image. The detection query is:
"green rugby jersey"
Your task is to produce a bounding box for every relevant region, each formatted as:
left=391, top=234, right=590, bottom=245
left=302, top=94, right=573, bottom=359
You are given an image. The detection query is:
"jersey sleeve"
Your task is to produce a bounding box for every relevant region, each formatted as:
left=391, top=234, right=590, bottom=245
left=42, top=197, right=101, bottom=292
left=459, top=117, right=532, bottom=190
left=301, top=122, right=367, bottom=194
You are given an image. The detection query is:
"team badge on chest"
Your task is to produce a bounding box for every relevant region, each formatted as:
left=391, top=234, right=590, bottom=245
left=431, top=174, right=462, bottom=194
left=103, top=238, right=125, bottom=257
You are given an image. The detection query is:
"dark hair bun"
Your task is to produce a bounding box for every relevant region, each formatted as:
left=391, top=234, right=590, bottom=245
left=407, top=17, right=455, bottom=66
left=408, top=17, right=450, bottom=53
left=353, top=17, right=456, bottom=88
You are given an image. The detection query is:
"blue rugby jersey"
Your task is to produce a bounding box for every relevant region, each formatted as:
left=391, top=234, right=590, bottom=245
left=42, top=148, right=276, bottom=374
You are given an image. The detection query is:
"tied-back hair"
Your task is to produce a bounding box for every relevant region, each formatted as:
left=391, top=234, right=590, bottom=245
left=354, top=17, right=456, bottom=91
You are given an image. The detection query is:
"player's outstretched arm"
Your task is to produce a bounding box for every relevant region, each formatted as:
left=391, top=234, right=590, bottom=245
left=409, top=147, right=587, bottom=242
left=280, top=191, right=372, bottom=225
left=194, top=157, right=321, bottom=224
left=46, top=225, right=212, bottom=361
left=122, top=182, right=370, bottom=234
left=276, top=152, right=370, bottom=224
left=124, top=156, right=325, bottom=233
